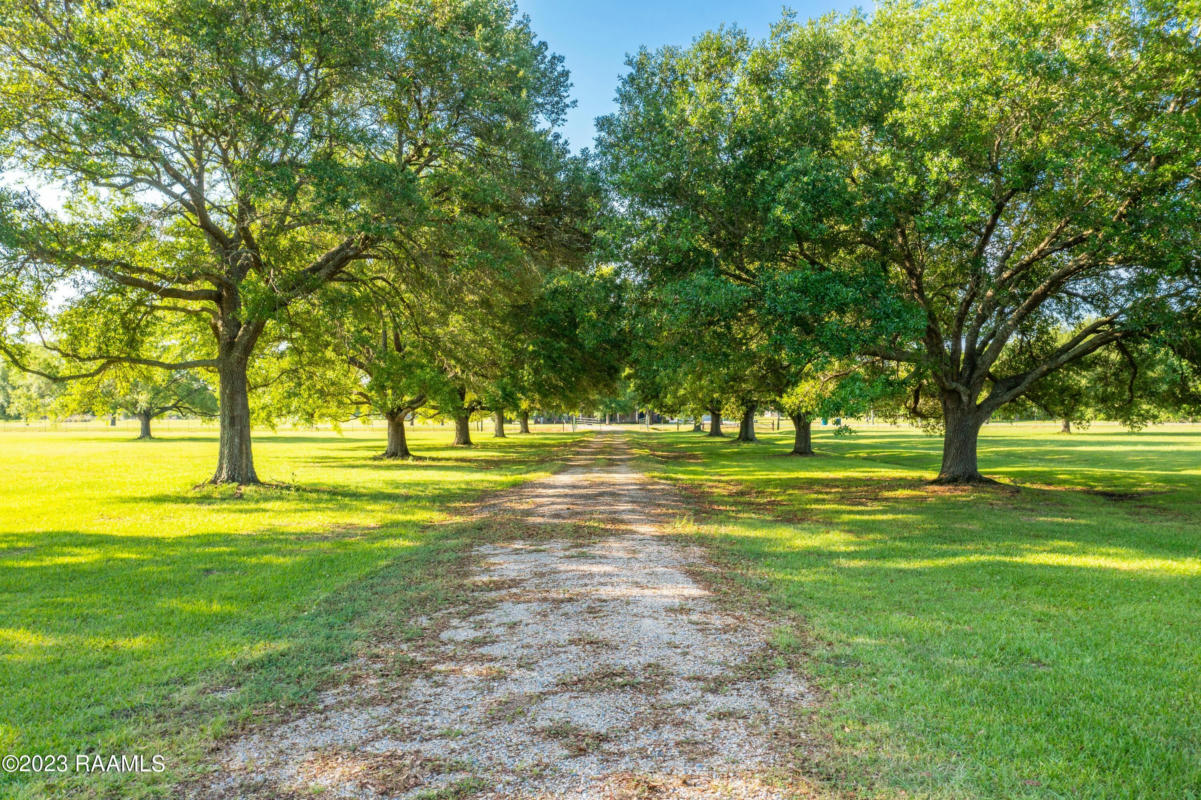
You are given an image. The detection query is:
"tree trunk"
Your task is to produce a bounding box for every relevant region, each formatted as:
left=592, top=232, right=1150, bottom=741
left=1061, top=419, right=1072, bottom=434
left=692, top=418, right=703, bottom=432
left=136, top=411, right=153, bottom=440
left=736, top=405, right=758, bottom=443
left=493, top=409, right=506, bottom=438
left=519, top=411, right=530, bottom=433
left=935, top=394, right=990, bottom=484
left=789, top=413, right=813, bottom=455
left=706, top=407, right=724, bottom=437
left=384, top=412, right=411, bottom=458
left=453, top=413, right=473, bottom=446
left=212, top=350, right=258, bottom=485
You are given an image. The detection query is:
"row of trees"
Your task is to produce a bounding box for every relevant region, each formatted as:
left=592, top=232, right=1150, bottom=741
left=0, top=0, right=625, bottom=482
left=1, top=0, right=1199, bottom=486
left=598, top=0, right=1201, bottom=482
left=0, top=354, right=216, bottom=439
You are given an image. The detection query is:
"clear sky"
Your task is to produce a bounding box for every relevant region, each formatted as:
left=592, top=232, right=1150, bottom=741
left=516, top=0, right=861, bottom=153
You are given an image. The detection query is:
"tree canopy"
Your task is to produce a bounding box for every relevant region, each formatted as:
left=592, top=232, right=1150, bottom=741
left=598, top=0, right=1201, bottom=481
left=0, top=0, right=576, bottom=482
left=0, top=0, right=1197, bottom=487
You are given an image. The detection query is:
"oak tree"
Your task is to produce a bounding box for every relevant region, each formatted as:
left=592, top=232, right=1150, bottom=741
left=0, top=0, right=572, bottom=482
left=832, top=0, right=1201, bottom=481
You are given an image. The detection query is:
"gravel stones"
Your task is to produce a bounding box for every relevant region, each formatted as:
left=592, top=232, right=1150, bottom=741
left=202, top=434, right=813, bottom=799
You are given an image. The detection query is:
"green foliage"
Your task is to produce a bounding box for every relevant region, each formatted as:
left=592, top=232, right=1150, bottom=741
left=57, top=366, right=216, bottom=423
left=597, top=25, right=918, bottom=435
left=602, top=0, right=1200, bottom=476
left=828, top=0, right=1200, bottom=474
left=0, top=0, right=579, bottom=480
left=52, top=323, right=218, bottom=428
left=0, top=348, right=62, bottom=420
left=997, top=335, right=1187, bottom=432
left=274, top=143, right=606, bottom=437
left=508, top=266, right=629, bottom=414
left=623, top=272, right=748, bottom=419
left=593, top=379, right=641, bottom=419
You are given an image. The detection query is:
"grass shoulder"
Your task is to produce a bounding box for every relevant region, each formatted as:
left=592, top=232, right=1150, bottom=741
left=0, top=425, right=585, bottom=799
left=629, top=423, right=1201, bottom=800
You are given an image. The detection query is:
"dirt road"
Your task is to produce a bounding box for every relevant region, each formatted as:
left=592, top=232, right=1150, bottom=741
left=207, top=433, right=813, bottom=799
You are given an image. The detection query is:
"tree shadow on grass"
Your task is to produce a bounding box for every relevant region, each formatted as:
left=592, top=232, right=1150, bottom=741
left=106, top=439, right=585, bottom=518
left=642, top=427, right=1201, bottom=501
left=632, top=430, right=1201, bottom=796
left=816, top=428, right=1201, bottom=479
left=88, top=432, right=584, bottom=507
left=636, top=432, right=1201, bottom=562
left=691, top=502, right=1201, bottom=798
left=116, top=480, right=494, bottom=520
left=0, top=518, right=485, bottom=778
left=304, top=448, right=573, bottom=471
left=691, top=471, right=1197, bottom=556
left=303, top=453, right=518, bottom=470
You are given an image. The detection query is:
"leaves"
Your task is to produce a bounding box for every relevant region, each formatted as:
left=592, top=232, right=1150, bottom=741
left=600, top=0, right=1201, bottom=447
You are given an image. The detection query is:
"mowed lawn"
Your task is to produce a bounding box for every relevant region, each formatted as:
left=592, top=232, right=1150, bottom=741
left=0, top=423, right=581, bottom=799
left=632, top=422, right=1201, bottom=800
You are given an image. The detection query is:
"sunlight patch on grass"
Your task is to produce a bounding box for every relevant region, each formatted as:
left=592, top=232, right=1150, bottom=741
left=0, top=629, right=62, bottom=648
left=835, top=551, right=1201, bottom=575
left=636, top=423, right=1201, bottom=800
left=0, top=424, right=583, bottom=799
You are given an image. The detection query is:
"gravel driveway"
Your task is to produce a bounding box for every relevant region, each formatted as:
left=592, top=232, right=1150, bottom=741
left=203, top=433, right=815, bottom=799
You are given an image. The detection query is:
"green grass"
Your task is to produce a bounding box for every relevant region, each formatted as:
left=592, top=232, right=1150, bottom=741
left=6, top=419, right=1199, bottom=798
left=0, top=423, right=582, bottom=799
left=631, top=421, right=1201, bottom=800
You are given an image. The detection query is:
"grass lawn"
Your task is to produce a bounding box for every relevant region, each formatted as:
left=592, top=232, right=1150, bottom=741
left=632, top=421, right=1201, bottom=800
left=0, top=422, right=582, bottom=799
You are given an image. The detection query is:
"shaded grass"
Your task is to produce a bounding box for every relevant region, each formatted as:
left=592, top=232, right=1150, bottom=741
left=0, top=425, right=583, bottom=798
left=631, top=422, right=1201, bottom=800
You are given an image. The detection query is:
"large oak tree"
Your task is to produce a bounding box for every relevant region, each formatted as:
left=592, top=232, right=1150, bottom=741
left=603, top=1, right=1200, bottom=483
left=0, top=0, right=572, bottom=483
left=832, top=0, right=1201, bottom=481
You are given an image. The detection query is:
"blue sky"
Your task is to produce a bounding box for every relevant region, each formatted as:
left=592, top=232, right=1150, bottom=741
left=516, top=0, right=861, bottom=153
